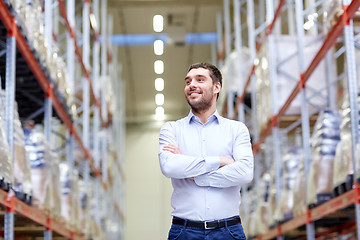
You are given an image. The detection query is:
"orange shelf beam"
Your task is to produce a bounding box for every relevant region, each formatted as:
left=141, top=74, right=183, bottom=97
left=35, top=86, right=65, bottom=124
left=0, top=189, right=84, bottom=239
left=258, top=188, right=359, bottom=239
left=0, top=0, right=116, bottom=222
left=250, top=0, right=360, bottom=153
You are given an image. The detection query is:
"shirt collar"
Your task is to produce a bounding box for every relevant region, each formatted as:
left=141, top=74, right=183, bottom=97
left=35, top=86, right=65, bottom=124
left=187, top=110, right=221, bottom=125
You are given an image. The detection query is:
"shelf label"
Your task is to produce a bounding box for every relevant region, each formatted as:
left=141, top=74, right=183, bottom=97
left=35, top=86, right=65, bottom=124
left=343, top=197, right=347, bottom=204
left=18, top=204, right=22, bottom=211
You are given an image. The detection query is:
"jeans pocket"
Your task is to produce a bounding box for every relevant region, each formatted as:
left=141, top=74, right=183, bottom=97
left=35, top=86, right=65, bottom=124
left=226, top=223, right=246, bottom=240
left=168, top=224, right=184, bottom=240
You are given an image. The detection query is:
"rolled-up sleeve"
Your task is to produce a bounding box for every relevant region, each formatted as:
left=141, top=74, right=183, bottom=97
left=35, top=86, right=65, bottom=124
left=158, top=122, right=220, bottom=179
left=194, top=122, right=254, bottom=188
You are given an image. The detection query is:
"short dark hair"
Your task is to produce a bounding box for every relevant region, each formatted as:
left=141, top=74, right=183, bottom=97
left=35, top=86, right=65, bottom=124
left=188, top=62, right=222, bottom=87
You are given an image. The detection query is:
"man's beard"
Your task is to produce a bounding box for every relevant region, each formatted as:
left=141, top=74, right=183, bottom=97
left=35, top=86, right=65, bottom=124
left=186, top=93, right=214, bottom=112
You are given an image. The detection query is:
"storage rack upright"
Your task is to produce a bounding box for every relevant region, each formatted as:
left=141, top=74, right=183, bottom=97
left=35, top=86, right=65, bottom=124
left=0, top=0, right=125, bottom=239
left=218, top=0, right=360, bottom=239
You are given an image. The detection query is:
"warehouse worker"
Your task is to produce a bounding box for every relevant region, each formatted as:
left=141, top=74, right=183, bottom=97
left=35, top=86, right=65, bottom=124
left=158, top=62, right=254, bottom=240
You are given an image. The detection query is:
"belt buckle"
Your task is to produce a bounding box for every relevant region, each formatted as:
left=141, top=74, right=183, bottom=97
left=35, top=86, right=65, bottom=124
left=204, top=221, right=216, bottom=230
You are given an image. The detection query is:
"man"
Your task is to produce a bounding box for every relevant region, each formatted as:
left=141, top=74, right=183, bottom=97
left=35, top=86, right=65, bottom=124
left=158, top=62, right=254, bottom=240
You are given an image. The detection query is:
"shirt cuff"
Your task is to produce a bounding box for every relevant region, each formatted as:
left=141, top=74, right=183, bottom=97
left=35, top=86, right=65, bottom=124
left=194, top=173, right=210, bottom=186
left=205, top=156, right=220, bottom=173
left=194, top=156, right=220, bottom=187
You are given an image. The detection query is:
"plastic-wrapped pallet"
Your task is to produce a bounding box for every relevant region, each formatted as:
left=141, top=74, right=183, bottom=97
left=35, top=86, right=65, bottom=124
left=218, top=49, right=252, bottom=113
left=49, top=151, right=61, bottom=217
left=0, top=90, right=30, bottom=199
left=24, top=125, right=51, bottom=209
left=275, top=146, right=302, bottom=222
left=0, top=96, right=13, bottom=190
left=79, top=179, right=90, bottom=236
left=243, top=189, right=257, bottom=238
left=253, top=173, right=271, bottom=235
left=333, top=96, right=360, bottom=194
left=293, top=160, right=306, bottom=216
left=0, top=118, right=12, bottom=189
left=255, top=35, right=333, bottom=129
left=60, top=163, right=81, bottom=229
left=13, top=106, right=32, bottom=203
left=267, top=174, right=278, bottom=228
left=307, top=110, right=341, bottom=206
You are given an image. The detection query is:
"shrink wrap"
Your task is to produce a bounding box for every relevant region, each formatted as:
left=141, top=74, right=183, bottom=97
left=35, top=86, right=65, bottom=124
left=307, top=110, right=341, bottom=206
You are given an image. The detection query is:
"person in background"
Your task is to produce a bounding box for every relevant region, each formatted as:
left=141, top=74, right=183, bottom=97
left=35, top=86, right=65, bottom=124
left=158, top=62, right=254, bottom=240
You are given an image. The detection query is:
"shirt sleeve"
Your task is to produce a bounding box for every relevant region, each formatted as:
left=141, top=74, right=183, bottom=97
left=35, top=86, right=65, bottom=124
left=194, top=122, right=254, bottom=188
left=158, top=121, right=220, bottom=179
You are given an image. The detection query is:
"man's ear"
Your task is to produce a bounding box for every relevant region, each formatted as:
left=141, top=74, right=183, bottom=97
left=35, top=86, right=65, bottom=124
left=214, top=82, right=221, bottom=94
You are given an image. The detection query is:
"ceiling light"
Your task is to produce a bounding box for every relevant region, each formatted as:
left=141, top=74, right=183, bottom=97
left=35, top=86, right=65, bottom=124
left=154, top=60, right=164, bottom=74
left=154, top=39, right=164, bottom=55
left=153, top=15, right=163, bottom=32
left=155, top=106, right=165, bottom=120
left=155, top=93, right=164, bottom=105
left=155, top=78, right=164, bottom=91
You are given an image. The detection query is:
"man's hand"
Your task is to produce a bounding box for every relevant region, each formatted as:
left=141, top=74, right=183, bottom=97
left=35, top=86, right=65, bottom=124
left=220, top=156, right=235, bottom=167
left=162, top=144, right=182, bottom=154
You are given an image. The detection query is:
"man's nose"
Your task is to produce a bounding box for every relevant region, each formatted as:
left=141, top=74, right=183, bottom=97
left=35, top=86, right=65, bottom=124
left=188, top=79, right=197, bottom=87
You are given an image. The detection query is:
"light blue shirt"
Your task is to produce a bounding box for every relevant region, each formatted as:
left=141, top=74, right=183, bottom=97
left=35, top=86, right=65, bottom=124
left=158, top=110, right=254, bottom=221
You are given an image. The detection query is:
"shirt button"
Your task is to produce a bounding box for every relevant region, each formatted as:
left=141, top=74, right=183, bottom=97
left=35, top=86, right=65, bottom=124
left=207, top=207, right=210, bottom=209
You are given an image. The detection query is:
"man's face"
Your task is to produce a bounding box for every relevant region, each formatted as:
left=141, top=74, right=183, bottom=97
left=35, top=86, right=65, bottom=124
left=184, top=67, right=220, bottom=112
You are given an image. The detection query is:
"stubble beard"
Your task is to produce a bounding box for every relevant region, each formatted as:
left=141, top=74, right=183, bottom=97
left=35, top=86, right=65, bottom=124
left=186, top=94, right=214, bottom=113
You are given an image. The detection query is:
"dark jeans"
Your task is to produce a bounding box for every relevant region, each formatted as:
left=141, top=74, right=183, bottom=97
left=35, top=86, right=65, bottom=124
left=167, top=222, right=246, bottom=240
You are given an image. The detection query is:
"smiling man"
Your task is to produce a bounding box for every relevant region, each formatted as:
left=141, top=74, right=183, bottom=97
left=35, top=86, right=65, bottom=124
left=158, top=62, right=254, bottom=240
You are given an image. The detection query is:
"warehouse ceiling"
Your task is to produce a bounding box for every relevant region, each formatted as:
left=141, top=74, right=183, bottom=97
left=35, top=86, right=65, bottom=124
left=108, top=0, right=223, bottom=125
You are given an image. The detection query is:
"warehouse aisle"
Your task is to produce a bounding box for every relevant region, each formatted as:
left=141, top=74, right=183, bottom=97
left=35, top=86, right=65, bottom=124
left=125, top=123, right=173, bottom=240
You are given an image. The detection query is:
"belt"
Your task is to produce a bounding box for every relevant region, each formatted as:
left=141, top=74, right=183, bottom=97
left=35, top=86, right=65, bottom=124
left=172, top=216, right=241, bottom=230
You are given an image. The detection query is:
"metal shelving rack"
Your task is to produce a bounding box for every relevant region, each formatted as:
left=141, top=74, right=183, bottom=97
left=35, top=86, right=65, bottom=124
left=0, top=0, right=125, bottom=239
left=220, top=0, right=360, bottom=239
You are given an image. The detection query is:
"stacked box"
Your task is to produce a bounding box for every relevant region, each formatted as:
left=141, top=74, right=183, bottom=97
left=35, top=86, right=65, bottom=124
left=254, top=173, right=271, bottom=235
left=307, top=110, right=341, bottom=206
left=255, top=35, right=332, bottom=129
left=24, top=125, right=51, bottom=209
left=275, top=146, right=302, bottom=222
left=333, top=96, right=360, bottom=194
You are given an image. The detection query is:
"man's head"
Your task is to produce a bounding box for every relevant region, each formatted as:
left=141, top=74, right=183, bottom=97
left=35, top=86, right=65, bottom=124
left=184, top=63, right=222, bottom=113
left=188, top=63, right=222, bottom=91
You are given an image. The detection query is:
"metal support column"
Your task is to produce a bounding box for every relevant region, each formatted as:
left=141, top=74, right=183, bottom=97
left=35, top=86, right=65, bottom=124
left=92, top=0, right=101, bottom=170
left=234, top=0, right=245, bottom=122
left=247, top=0, right=258, bottom=142
left=295, top=0, right=315, bottom=238
left=246, top=0, right=258, bottom=228
left=67, top=0, right=75, bottom=92
left=223, top=0, right=234, bottom=118
left=216, top=13, right=224, bottom=68
left=266, top=0, right=282, bottom=238
left=4, top=19, right=16, bottom=240
left=66, top=0, right=75, bottom=172
left=343, top=0, right=360, bottom=238
left=83, top=0, right=91, bottom=189
left=326, top=51, right=337, bottom=111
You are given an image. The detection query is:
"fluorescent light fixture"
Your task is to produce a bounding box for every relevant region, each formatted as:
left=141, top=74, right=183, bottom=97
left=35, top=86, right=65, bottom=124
left=155, top=93, right=164, bottom=105
left=154, top=39, right=164, bottom=55
left=154, top=60, right=164, bottom=74
left=153, top=15, right=164, bottom=32
left=155, top=78, right=164, bottom=91
left=155, top=106, right=165, bottom=120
